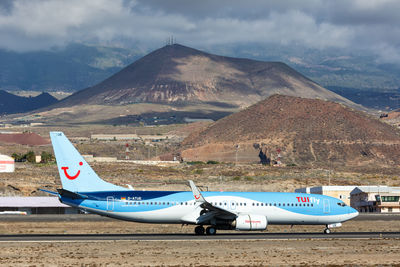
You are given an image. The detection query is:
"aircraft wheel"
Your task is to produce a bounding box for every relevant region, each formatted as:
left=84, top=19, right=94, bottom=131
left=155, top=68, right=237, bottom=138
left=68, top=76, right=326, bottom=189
left=195, top=226, right=205, bottom=235
left=206, top=226, right=217, bottom=235
left=324, top=228, right=331, bottom=234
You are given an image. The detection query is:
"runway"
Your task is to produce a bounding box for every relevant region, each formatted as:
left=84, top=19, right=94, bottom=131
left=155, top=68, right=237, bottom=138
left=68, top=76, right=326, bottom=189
left=1, top=232, right=399, bottom=242
left=1, top=213, right=399, bottom=222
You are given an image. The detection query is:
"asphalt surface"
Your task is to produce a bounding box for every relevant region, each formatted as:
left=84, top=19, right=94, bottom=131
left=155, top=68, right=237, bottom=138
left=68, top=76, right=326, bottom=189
left=0, top=214, right=399, bottom=241
left=0, top=232, right=399, bottom=242
left=1, top=213, right=399, bottom=222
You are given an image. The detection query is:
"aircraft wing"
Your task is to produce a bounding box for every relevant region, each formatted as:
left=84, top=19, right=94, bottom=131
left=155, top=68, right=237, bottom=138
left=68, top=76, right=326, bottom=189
left=188, top=180, right=237, bottom=224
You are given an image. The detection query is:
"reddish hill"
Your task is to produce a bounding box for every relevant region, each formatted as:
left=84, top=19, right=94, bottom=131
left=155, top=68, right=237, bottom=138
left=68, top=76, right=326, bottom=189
left=0, top=133, right=50, bottom=146
left=181, top=95, right=400, bottom=167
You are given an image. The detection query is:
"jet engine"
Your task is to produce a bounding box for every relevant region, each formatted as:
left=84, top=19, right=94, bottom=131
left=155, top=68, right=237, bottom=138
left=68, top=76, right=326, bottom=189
left=232, top=214, right=267, bottom=231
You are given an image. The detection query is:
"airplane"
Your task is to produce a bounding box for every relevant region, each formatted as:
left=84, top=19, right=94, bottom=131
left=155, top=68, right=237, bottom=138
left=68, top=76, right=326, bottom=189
left=42, top=132, right=359, bottom=235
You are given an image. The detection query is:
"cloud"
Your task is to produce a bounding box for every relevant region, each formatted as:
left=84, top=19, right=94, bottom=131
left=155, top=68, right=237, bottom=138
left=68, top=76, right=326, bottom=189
left=0, top=0, right=399, bottom=64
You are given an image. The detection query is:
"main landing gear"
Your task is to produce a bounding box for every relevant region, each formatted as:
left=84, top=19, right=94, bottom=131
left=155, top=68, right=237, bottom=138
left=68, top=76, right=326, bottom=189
left=324, top=227, right=331, bottom=234
left=194, top=226, right=217, bottom=235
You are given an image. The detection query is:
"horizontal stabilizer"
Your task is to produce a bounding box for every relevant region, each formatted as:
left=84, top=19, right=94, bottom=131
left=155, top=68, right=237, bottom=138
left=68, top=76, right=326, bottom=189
left=39, top=189, right=59, bottom=196
left=57, top=188, right=88, bottom=199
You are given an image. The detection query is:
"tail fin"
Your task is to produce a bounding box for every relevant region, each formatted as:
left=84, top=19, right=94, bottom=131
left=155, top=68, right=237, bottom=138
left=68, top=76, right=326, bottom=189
left=50, top=132, right=126, bottom=192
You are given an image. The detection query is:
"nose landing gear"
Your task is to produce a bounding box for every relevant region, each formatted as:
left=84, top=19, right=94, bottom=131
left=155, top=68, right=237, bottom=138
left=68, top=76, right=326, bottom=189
left=324, top=228, right=331, bottom=234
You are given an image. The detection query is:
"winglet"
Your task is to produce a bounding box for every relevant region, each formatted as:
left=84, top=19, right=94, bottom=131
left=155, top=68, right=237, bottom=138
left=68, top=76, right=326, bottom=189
left=188, top=180, right=206, bottom=203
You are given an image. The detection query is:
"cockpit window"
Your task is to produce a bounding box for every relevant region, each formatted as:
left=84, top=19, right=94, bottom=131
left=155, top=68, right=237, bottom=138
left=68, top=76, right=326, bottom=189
left=337, top=202, right=346, bottom=207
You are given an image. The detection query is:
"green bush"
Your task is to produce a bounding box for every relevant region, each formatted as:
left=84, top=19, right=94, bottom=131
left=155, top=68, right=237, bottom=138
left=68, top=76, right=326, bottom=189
left=25, top=151, right=36, bottom=163
left=41, top=151, right=54, bottom=163
left=206, top=160, right=219, bottom=165
left=187, top=161, right=205, bottom=165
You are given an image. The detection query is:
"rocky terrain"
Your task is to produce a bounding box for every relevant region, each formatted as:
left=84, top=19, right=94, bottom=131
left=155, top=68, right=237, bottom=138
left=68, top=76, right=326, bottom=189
left=0, top=132, right=50, bottom=146
left=181, top=95, right=400, bottom=167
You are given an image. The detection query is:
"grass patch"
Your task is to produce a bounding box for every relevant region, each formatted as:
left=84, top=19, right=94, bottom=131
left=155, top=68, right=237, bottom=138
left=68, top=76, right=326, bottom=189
left=193, top=169, right=204, bottom=175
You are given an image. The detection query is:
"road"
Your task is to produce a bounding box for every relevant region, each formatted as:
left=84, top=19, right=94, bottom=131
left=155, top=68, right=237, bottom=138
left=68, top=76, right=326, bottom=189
left=0, top=232, right=399, bottom=242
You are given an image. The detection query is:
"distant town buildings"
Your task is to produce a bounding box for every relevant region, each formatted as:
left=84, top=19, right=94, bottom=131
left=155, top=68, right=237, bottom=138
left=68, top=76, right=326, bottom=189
left=90, top=133, right=174, bottom=142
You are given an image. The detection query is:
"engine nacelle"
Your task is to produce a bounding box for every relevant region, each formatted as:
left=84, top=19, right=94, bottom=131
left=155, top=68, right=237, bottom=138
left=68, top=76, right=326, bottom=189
left=232, top=214, right=267, bottom=231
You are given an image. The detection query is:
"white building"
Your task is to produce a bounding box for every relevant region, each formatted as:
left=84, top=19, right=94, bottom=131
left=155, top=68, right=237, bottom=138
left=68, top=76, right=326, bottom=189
left=0, top=197, right=78, bottom=214
left=295, top=186, right=356, bottom=206
left=0, top=155, right=14, bottom=173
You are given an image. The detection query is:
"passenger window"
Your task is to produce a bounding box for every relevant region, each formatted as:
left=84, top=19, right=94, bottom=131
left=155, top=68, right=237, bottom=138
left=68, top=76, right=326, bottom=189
left=282, top=203, right=285, bottom=206
left=252, top=203, right=255, bottom=206
left=274, top=203, right=276, bottom=206
left=256, top=203, right=259, bottom=206
left=167, top=202, right=170, bottom=205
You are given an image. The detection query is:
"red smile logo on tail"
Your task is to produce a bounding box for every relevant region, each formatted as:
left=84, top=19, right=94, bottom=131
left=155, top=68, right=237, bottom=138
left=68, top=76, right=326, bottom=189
left=61, top=162, right=83, bottom=180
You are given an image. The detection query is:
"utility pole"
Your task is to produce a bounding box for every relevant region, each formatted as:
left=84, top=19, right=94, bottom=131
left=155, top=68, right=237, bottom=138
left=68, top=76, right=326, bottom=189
left=235, top=144, right=240, bottom=165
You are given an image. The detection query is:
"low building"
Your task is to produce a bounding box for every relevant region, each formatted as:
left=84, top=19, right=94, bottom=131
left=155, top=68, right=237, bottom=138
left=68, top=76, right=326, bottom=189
left=0, top=154, right=14, bottom=173
left=0, top=197, right=79, bottom=214
left=350, top=186, right=400, bottom=213
left=295, top=186, right=356, bottom=206
left=83, top=155, right=117, bottom=162
left=91, top=134, right=140, bottom=141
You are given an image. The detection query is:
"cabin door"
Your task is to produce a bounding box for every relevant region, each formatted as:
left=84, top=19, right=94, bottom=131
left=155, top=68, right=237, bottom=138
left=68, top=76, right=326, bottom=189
left=107, top=196, right=114, bottom=211
left=323, top=199, right=330, bottom=214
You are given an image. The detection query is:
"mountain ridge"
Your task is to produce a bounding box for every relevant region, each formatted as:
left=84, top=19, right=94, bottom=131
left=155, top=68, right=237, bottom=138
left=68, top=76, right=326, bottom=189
left=0, top=90, right=58, bottom=115
left=52, top=44, right=358, bottom=110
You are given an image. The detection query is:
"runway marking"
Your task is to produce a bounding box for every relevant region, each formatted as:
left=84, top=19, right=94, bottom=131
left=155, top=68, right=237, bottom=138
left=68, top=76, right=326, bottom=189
left=0, top=232, right=399, bottom=242
left=0, top=238, right=388, bottom=243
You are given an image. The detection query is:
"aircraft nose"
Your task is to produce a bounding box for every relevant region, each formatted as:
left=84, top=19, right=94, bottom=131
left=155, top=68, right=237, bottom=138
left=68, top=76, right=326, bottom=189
left=348, top=207, right=359, bottom=219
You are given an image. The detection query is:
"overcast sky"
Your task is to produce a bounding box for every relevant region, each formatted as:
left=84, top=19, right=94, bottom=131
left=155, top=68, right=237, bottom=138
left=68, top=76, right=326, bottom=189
left=0, top=0, right=399, bottom=63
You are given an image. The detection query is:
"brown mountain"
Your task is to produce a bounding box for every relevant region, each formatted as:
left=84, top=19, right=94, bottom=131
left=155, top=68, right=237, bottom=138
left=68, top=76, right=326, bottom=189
left=54, top=44, right=356, bottom=109
left=181, top=95, right=400, bottom=167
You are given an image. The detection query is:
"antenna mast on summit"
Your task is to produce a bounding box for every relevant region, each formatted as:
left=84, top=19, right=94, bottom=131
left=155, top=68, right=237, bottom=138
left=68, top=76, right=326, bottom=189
left=166, top=35, right=175, bottom=46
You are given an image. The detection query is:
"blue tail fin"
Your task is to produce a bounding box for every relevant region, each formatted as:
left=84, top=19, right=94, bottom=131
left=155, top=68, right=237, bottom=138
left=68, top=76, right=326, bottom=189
left=50, top=132, right=126, bottom=192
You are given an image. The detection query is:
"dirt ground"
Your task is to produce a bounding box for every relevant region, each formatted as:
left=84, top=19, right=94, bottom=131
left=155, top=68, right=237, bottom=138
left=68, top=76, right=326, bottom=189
left=1, top=239, right=400, bottom=266
left=0, top=219, right=399, bottom=266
